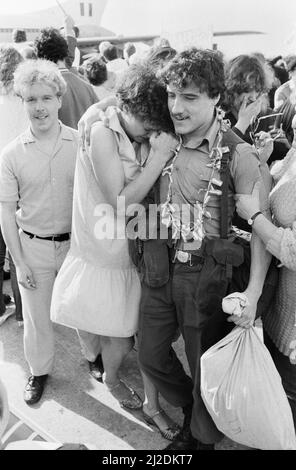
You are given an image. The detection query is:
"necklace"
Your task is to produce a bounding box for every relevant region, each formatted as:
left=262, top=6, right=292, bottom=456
left=160, top=112, right=231, bottom=246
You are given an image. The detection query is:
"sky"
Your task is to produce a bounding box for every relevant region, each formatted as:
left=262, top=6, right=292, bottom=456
left=0, top=0, right=296, bottom=57
left=0, top=0, right=50, bottom=14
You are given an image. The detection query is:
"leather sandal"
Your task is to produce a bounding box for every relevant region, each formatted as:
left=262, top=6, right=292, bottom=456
left=105, top=379, right=143, bottom=410
left=143, top=408, right=181, bottom=441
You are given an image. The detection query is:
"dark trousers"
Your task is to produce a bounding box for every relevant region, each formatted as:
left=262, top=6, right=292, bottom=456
left=0, top=227, right=23, bottom=320
left=264, top=331, right=296, bottom=429
left=138, top=261, right=233, bottom=444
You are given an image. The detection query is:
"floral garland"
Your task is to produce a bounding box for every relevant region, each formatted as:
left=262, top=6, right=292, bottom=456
left=161, top=109, right=231, bottom=247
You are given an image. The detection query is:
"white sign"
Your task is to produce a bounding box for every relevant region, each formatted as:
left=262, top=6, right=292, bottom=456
left=161, top=27, right=213, bottom=51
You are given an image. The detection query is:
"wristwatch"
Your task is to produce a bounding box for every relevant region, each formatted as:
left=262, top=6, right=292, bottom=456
left=247, top=211, right=262, bottom=226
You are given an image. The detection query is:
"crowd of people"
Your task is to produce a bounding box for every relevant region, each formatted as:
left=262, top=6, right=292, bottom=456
left=0, top=17, right=296, bottom=451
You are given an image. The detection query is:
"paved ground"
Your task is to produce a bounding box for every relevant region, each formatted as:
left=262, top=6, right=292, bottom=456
left=0, top=279, right=249, bottom=451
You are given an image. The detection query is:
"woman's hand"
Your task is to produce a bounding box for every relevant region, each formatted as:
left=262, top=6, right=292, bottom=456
left=148, top=132, right=179, bottom=169
left=227, top=290, right=258, bottom=328
left=236, top=96, right=263, bottom=134
left=78, top=95, right=117, bottom=149
left=235, top=180, right=261, bottom=221
left=78, top=105, right=108, bottom=150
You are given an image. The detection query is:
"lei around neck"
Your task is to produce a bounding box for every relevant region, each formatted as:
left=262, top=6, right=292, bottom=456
left=160, top=110, right=231, bottom=247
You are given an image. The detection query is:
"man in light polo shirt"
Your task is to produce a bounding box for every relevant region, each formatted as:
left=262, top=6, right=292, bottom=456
left=0, top=59, right=78, bottom=405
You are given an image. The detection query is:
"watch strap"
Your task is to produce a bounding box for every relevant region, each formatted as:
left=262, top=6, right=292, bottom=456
left=249, top=211, right=262, bottom=224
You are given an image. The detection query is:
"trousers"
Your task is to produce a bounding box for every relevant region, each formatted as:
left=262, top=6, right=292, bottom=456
left=138, top=261, right=233, bottom=444
left=19, top=231, right=70, bottom=375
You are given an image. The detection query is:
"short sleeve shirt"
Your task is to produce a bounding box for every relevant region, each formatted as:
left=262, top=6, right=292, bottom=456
left=159, top=117, right=265, bottom=245
left=0, top=123, right=78, bottom=236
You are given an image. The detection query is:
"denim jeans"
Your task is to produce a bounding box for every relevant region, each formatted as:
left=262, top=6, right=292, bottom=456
left=0, top=227, right=23, bottom=320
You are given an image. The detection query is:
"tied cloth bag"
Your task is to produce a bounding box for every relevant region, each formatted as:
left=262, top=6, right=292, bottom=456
left=200, top=326, right=296, bottom=450
left=195, top=137, right=278, bottom=321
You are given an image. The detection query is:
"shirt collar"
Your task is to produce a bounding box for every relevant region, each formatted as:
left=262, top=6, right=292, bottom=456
left=20, top=127, right=36, bottom=144
left=60, top=122, right=76, bottom=141
left=21, top=121, right=75, bottom=144
left=181, top=114, right=220, bottom=152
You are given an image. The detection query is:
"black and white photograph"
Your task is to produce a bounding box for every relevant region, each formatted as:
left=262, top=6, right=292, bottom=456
left=0, top=0, right=296, bottom=456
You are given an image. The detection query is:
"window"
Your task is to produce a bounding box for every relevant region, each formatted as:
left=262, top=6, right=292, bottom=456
left=80, top=2, right=85, bottom=16
left=89, top=3, right=92, bottom=16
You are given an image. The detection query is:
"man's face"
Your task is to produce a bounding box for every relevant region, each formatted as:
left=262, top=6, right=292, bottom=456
left=167, top=82, right=218, bottom=141
left=22, top=82, right=62, bottom=135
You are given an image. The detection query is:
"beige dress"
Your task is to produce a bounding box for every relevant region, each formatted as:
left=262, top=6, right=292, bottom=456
left=51, top=108, right=141, bottom=337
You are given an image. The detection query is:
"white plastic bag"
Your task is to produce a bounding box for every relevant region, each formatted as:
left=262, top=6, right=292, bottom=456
left=201, top=326, right=296, bottom=450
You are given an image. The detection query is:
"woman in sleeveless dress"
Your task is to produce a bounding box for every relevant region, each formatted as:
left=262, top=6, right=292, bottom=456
left=51, top=63, right=179, bottom=414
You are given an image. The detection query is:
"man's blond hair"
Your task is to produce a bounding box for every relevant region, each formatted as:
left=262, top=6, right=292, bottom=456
left=14, top=59, right=66, bottom=98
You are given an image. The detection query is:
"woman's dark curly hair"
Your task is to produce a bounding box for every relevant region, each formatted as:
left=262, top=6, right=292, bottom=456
left=223, top=54, right=270, bottom=110
left=160, top=47, right=225, bottom=100
left=35, top=28, right=68, bottom=63
left=83, top=55, right=108, bottom=86
left=116, top=62, right=174, bottom=133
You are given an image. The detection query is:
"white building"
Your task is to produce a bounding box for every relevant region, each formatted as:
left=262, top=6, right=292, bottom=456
left=0, top=0, right=112, bottom=43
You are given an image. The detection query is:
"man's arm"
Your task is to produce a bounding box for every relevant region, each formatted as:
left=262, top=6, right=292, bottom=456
left=0, top=202, right=35, bottom=289
left=66, top=36, right=77, bottom=68
left=62, top=14, right=77, bottom=69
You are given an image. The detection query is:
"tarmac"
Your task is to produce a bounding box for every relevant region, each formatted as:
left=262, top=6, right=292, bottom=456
left=0, top=279, right=249, bottom=451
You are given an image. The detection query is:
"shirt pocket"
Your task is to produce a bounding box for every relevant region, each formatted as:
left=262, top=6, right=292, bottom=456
left=181, top=166, right=222, bottom=205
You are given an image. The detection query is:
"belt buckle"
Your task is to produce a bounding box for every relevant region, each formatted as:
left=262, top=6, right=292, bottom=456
left=176, top=250, right=190, bottom=263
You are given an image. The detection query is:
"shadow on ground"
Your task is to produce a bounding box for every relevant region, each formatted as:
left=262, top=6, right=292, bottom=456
left=0, top=278, right=249, bottom=450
